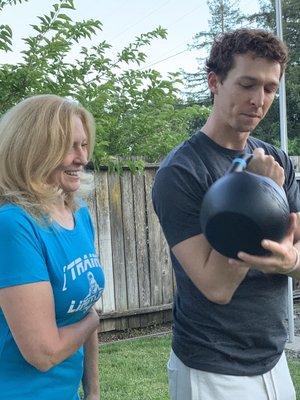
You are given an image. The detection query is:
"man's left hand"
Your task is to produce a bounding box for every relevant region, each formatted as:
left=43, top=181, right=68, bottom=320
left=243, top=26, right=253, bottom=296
left=228, top=213, right=298, bottom=274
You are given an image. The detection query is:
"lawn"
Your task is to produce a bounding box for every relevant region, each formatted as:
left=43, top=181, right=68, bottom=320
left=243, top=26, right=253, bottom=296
left=99, top=335, right=171, bottom=400
left=95, top=334, right=300, bottom=400
left=289, top=359, right=300, bottom=399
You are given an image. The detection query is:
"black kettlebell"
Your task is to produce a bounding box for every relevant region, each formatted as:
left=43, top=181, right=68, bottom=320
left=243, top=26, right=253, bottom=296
left=200, top=154, right=290, bottom=259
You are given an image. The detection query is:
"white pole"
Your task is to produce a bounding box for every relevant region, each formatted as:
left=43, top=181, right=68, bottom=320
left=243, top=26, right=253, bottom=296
left=275, top=0, right=294, bottom=343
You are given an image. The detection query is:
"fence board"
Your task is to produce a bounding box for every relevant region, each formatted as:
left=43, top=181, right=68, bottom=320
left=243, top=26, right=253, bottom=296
left=133, top=173, right=151, bottom=327
left=108, top=173, right=128, bottom=330
left=121, top=171, right=140, bottom=328
left=160, top=229, right=173, bottom=305
left=145, top=168, right=163, bottom=326
left=85, top=182, right=103, bottom=310
left=94, top=172, right=116, bottom=332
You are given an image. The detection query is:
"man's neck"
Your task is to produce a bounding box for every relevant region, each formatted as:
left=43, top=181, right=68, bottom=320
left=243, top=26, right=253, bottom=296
left=201, top=117, right=250, bottom=151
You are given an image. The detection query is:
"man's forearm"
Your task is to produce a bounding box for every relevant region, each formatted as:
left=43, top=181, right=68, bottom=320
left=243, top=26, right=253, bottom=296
left=172, top=235, right=249, bottom=305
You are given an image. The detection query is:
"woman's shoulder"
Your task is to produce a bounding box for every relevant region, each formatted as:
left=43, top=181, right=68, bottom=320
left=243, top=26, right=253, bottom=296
left=0, top=203, right=27, bottom=218
left=0, top=203, right=36, bottom=230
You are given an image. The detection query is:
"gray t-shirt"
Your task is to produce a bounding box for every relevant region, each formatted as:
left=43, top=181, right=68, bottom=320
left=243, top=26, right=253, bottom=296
left=152, top=131, right=300, bottom=376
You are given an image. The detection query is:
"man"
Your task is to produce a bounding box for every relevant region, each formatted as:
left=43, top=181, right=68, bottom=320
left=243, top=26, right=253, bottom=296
left=152, top=28, right=300, bottom=400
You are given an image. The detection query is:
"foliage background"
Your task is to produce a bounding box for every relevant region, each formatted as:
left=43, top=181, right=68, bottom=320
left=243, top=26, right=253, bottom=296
left=0, top=0, right=299, bottom=171
left=0, top=0, right=210, bottom=171
left=183, top=0, right=300, bottom=153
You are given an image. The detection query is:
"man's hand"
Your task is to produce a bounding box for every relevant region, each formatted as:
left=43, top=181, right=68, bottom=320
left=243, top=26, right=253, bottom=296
left=228, top=213, right=298, bottom=275
left=247, top=147, right=285, bottom=187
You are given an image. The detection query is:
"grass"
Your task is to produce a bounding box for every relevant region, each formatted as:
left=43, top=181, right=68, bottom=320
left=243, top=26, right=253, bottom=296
left=91, top=334, right=300, bottom=400
left=99, top=335, right=171, bottom=400
left=289, top=359, right=300, bottom=399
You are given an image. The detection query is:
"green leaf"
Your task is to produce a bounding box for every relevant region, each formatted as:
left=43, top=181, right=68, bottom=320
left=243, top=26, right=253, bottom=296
left=29, top=24, right=42, bottom=33
left=60, top=1, right=75, bottom=10
left=57, top=13, right=72, bottom=22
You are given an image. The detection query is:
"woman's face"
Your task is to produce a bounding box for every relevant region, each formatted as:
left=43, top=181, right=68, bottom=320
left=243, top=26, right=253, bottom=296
left=48, top=116, right=88, bottom=193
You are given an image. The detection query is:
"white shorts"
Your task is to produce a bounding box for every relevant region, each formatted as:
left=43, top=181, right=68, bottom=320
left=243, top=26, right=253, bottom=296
left=167, top=350, right=296, bottom=400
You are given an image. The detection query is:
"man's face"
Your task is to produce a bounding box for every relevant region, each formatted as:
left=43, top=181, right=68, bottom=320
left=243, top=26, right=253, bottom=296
left=211, top=53, right=281, bottom=134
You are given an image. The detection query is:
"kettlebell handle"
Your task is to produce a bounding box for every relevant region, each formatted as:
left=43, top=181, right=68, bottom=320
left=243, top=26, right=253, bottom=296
left=228, top=153, right=253, bottom=173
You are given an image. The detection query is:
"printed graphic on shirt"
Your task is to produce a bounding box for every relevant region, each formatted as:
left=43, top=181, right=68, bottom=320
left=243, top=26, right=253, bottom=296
left=67, top=271, right=103, bottom=313
left=61, top=253, right=104, bottom=313
left=62, top=253, right=100, bottom=291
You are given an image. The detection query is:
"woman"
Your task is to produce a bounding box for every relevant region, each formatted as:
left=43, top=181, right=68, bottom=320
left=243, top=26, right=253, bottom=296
left=0, top=95, right=105, bottom=399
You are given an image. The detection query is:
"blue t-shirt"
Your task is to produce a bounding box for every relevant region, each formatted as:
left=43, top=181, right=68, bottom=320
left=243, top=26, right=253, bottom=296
left=0, top=203, right=105, bottom=399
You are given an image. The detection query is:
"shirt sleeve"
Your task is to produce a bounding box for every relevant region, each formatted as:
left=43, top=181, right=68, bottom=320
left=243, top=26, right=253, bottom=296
left=152, top=164, right=207, bottom=248
left=0, top=208, right=49, bottom=288
left=283, top=155, right=300, bottom=213
left=271, top=147, right=300, bottom=213
left=247, top=140, right=300, bottom=213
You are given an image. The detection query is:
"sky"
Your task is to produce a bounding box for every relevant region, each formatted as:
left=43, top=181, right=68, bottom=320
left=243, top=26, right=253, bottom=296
left=0, top=0, right=261, bottom=77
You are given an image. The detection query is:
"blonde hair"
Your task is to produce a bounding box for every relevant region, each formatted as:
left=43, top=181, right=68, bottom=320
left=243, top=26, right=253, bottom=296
left=0, top=94, right=96, bottom=219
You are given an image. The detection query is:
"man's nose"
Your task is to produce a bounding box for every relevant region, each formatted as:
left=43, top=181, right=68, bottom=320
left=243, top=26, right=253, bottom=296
left=250, top=87, right=264, bottom=108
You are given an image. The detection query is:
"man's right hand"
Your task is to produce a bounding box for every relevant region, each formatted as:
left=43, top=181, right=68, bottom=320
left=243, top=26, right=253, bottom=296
left=247, top=147, right=285, bottom=187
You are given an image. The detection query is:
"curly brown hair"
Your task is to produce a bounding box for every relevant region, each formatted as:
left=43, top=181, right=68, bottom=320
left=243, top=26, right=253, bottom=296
left=206, top=28, right=288, bottom=82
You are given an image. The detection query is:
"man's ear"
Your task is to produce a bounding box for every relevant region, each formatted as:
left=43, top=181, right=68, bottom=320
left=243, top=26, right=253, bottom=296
left=207, top=72, right=220, bottom=95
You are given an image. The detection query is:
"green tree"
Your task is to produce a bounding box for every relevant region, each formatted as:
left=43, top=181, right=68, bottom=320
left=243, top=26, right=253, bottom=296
left=0, top=0, right=29, bottom=51
left=248, top=0, right=300, bottom=154
left=183, top=0, right=245, bottom=103
left=0, top=0, right=208, bottom=169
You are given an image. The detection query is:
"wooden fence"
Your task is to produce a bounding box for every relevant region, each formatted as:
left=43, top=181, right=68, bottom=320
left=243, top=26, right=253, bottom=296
left=89, top=156, right=300, bottom=332
left=87, top=166, right=175, bottom=332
